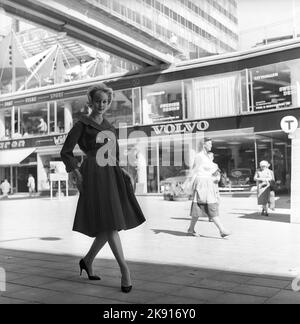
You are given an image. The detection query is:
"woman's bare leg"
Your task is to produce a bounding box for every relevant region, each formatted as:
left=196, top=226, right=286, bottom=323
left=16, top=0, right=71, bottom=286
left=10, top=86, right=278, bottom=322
left=83, top=232, right=108, bottom=275
left=212, top=217, right=229, bottom=235
left=187, top=217, right=198, bottom=234
left=107, top=231, right=131, bottom=286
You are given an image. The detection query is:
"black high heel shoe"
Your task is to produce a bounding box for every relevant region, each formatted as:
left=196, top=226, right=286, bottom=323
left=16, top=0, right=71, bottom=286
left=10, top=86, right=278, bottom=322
left=121, top=276, right=132, bottom=293
left=121, top=285, right=132, bottom=293
left=79, top=259, right=101, bottom=281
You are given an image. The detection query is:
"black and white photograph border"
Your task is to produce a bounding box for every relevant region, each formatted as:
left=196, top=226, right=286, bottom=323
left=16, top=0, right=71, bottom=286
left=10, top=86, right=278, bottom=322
left=0, top=0, right=300, bottom=307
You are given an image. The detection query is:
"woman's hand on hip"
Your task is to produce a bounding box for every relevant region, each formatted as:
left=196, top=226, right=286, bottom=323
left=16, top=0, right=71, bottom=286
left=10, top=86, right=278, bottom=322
left=70, top=169, right=83, bottom=193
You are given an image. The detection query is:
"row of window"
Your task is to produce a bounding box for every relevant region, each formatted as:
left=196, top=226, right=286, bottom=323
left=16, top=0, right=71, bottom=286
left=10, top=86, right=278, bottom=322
left=176, top=0, right=238, bottom=38
left=1, top=57, right=299, bottom=142
left=143, top=0, right=238, bottom=49
left=94, top=0, right=236, bottom=53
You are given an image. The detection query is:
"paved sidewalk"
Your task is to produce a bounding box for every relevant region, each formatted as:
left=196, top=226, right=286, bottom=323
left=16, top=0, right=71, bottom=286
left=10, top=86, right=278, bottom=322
left=0, top=248, right=299, bottom=304
left=0, top=195, right=300, bottom=304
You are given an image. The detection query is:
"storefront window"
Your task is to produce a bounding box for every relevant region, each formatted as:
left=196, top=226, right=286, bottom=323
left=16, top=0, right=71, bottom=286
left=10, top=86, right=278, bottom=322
left=0, top=108, right=12, bottom=140
left=147, top=143, right=158, bottom=193
left=19, top=103, right=48, bottom=137
left=186, top=71, right=244, bottom=119
left=142, top=81, right=183, bottom=124
left=133, top=87, right=142, bottom=125
left=106, top=89, right=133, bottom=127
left=70, top=96, right=90, bottom=124
left=256, top=132, right=291, bottom=192
left=249, top=59, right=300, bottom=112
left=159, top=139, right=190, bottom=193
left=57, top=101, right=65, bottom=133
left=211, top=134, right=256, bottom=189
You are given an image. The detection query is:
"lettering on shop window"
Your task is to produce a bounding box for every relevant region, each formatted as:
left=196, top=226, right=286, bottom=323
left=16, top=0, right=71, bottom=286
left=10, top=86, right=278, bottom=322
left=25, top=97, right=37, bottom=104
left=50, top=92, right=64, bottom=100
left=152, top=121, right=209, bottom=135
left=4, top=101, right=13, bottom=107
left=53, top=135, right=67, bottom=146
left=0, top=140, right=25, bottom=150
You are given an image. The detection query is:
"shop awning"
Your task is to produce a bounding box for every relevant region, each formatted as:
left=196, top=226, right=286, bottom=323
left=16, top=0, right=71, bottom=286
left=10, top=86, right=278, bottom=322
left=0, top=148, right=36, bottom=166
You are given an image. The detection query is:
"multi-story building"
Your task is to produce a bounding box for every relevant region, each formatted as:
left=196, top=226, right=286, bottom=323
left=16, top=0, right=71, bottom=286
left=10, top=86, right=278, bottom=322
left=86, top=0, right=239, bottom=59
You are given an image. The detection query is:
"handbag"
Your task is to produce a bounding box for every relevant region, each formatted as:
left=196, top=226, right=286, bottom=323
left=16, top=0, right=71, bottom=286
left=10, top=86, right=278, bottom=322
left=269, top=180, right=277, bottom=191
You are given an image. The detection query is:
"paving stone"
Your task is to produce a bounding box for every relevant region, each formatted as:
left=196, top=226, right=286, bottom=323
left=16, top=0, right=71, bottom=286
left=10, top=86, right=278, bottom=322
left=230, top=284, right=281, bottom=298
left=190, top=278, right=239, bottom=292
left=247, top=277, right=291, bottom=289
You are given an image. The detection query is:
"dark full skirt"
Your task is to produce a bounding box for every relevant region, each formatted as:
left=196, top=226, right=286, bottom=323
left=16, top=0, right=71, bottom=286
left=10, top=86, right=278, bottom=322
left=73, top=157, right=146, bottom=237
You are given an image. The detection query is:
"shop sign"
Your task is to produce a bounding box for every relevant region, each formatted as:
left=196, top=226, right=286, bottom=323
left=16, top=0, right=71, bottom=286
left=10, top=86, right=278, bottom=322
left=152, top=121, right=209, bottom=135
left=0, top=140, right=26, bottom=150
left=0, top=134, right=67, bottom=150
left=281, top=116, right=298, bottom=134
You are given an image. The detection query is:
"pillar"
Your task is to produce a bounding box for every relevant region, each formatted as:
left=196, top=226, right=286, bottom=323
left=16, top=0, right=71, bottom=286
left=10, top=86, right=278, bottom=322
left=0, top=110, right=5, bottom=139
left=64, top=101, right=73, bottom=133
left=291, top=128, right=300, bottom=224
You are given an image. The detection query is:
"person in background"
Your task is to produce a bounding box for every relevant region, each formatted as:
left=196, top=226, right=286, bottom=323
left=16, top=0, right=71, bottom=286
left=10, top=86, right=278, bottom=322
left=27, top=174, right=36, bottom=197
left=0, top=179, right=11, bottom=198
left=187, top=138, right=230, bottom=238
left=254, top=160, right=275, bottom=216
left=37, top=118, right=48, bottom=134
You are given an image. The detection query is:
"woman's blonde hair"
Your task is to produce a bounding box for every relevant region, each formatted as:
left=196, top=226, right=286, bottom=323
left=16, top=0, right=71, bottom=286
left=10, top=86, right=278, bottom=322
left=87, top=83, right=113, bottom=105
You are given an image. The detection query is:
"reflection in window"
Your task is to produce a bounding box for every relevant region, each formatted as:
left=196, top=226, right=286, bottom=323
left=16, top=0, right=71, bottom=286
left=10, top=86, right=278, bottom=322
left=19, top=103, right=48, bottom=137
left=57, top=102, right=65, bottom=133
left=188, top=71, right=242, bottom=119
left=106, top=89, right=133, bottom=127
left=0, top=109, right=12, bottom=140
left=70, top=96, right=90, bottom=124
left=142, top=81, right=182, bottom=124
left=249, top=59, right=300, bottom=112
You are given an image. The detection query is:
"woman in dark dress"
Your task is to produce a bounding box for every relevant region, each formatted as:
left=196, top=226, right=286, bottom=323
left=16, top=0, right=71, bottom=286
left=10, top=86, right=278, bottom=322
left=61, top=83, right=145, bottom=293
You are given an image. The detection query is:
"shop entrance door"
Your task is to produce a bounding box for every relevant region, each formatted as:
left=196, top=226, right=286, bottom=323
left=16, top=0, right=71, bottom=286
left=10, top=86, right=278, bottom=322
left=16, top=166, right=37, bottom=193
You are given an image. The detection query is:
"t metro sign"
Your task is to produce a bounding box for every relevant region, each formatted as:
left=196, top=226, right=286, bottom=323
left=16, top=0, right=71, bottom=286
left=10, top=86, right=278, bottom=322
left=281, top=116, right=298, bottom=134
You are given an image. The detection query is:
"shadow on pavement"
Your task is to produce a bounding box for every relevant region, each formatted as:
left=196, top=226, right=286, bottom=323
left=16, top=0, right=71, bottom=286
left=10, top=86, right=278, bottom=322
left=0, top=248, right=297, bottom=304
left=239, top=212, right=290, bottom=223
left=170, top=217, right=209, bottom=223
left=151, top=229, right=225, bottom=240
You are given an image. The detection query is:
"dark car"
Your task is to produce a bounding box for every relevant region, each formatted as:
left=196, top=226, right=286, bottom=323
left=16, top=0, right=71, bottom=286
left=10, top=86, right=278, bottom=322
left=228, top=168, right=254, bottom=188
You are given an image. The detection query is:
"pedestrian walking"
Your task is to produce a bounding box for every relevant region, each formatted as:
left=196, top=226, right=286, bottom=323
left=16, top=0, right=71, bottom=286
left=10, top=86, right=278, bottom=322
left=0, top=179, right=11, bottom=198
left=254, top=160, right=276, bottom=216
left=187, top=138, right=230, bottom=238
left=61, top=83, right=145, bottom=293
left=27, top=174, right=35, bottom=197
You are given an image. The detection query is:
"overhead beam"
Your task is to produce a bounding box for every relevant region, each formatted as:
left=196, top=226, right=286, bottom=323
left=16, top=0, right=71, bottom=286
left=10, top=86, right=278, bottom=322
left=0, top=0, right=175, bottom=67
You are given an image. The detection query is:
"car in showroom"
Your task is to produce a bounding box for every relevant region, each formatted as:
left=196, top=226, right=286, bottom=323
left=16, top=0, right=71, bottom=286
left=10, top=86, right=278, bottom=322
left=160, top=170, right=192, bottom=201
left=227, top=168, right=255, bottom=189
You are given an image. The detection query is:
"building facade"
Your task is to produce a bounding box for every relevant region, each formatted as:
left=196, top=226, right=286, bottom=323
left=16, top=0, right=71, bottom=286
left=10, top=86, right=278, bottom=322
left=85, top=0, right=239, bottom=59
left=0, top=39, right=299, bottom=198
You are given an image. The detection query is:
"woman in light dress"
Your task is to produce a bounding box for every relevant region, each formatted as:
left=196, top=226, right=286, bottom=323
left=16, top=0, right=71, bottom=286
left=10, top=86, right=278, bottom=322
left=186, top=138, right=230, bottom=238
left=254, top=160, right=275, bottom=216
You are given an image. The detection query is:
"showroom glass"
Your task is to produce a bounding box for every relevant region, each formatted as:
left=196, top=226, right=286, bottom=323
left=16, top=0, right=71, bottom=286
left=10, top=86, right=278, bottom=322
left=142, top=81, right=183, bottom=124
left=248, top=59, right=300, bottom=112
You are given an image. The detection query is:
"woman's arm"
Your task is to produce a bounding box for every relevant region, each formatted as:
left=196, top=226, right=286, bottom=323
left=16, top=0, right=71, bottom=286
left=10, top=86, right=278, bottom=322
left=60, top=122, right=83, bottom=173
left=60, top=122, right=84, bottom=192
